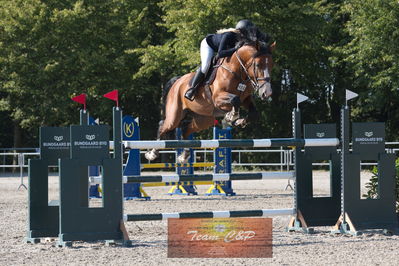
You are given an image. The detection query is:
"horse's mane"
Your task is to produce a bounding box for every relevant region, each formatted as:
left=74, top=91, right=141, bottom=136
left=236, top=27, right=272, bottom=57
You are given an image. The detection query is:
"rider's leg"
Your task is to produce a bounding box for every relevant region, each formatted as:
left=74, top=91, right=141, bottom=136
left=184, top=67, right=204, bottom=101
left=185, top=39, right=213, bottom=101
left=199, top=38, right=214, bottom=74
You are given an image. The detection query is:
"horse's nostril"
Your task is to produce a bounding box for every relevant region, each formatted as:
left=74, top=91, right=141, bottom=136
left=262, top=91, right=272, bottom=100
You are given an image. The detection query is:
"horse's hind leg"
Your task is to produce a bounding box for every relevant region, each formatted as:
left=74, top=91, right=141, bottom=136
left=176, top=115, right=214, bottom=164
left=145, top=120, right=165, bottom=161
left=145, top=113, right=183, bottom=161
left=144, top=119, right=178, bottom=161
left=175, top=116, right=193, bottom=164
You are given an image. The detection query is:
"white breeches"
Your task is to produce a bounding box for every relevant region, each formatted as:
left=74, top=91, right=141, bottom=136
left=200, top=38, right=214, bottom=74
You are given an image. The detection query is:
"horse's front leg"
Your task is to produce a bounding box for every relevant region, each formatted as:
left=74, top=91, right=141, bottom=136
left=213, top=92, right=241, bottom=124
left=176, top=148, right=191, bottom=164
left=224, top=105, right=240, bottom=125
left=233, top=97, right=258, bottom=128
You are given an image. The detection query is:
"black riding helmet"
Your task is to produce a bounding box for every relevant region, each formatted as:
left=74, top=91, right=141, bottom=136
left=235, top=19, right=254, bottom=31
left=235, top=19, right=258, bottom=41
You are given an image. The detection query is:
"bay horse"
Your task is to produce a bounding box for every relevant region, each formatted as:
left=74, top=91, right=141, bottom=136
left=145, top=40, right=275, bottom=163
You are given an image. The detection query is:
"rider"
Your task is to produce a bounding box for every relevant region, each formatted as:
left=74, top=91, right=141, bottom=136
left=184, top=19, right=264, bottom=101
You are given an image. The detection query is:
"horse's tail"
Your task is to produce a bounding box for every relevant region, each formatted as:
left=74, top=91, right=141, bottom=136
left=161, top=76, right=181, bottom=117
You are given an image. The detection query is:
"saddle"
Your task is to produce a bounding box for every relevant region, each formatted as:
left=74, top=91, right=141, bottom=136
left=204, top=57, right=224, bottom=86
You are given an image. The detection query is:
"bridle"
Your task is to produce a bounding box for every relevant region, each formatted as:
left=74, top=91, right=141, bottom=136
left=220, top=48, right=271, bottom=95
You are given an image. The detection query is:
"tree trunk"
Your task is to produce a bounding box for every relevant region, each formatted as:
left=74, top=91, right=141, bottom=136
left=13, top=122, right=22, bottom=148
left=12, top=122, right=22, bottom=173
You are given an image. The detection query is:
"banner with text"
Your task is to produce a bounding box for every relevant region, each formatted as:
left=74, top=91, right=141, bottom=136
left=168, top=218, right=272, bottom=258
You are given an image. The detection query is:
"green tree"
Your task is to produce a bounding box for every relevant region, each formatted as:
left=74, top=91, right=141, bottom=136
left=0, top=0, right=167, bottom=146
left=339, top=0, right=399, bottom=138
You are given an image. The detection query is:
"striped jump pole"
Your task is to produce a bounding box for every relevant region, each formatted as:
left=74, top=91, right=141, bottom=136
left=122, top=138, right=339, bottom=149
left=89, top=171, right=295, bottom=185
left=124, top=208, right=295, bottom=221
left=142, top=162, right=214, bottom=169
left=142, top=181, right=214, bottom=187
left=124, top=172, right=295, bottom=184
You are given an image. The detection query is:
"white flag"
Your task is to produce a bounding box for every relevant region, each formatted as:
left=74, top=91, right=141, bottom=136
left=134, top=117, right=140, bottom=126
left=346, top=90, right=358, bottom=101
left=297, top=93, right=309, bottom=105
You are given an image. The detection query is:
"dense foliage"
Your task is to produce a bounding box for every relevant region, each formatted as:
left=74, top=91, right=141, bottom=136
left=364, top=159, right=399, bottom=212
left=1, top=0, right=399, bottom=146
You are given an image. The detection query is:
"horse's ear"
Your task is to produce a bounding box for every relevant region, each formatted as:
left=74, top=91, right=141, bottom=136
left=270, top=41, right=276, bottom=52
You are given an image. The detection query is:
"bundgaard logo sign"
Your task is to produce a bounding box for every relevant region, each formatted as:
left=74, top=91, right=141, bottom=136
left=40, top=127, right=70, bottom=164
left=70, top=125, right=109, bottom=162
left=365, top=132, right=373, bottom=137
left=354, top=130, right=382, bottom=143
left=42, top=134, right=69, bottom=148
left=352, top=123, right=384, bottom=159
left=352, top=122, right=385, bottom=160
left=54, top=136, right=64, bottom=142
left=69, top=125, right=109, bottom=161
left=85, top=135, right=96, bottom=141
left=316, top=132, right=325, bottom=138
left=73, top=134, right=107, bottom=148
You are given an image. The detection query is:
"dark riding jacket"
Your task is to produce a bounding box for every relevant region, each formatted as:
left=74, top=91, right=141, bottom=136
left=205, top=32, right=238, bottom=58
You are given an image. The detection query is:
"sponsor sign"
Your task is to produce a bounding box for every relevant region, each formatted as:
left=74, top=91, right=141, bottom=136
left=122, top=115, right=140, bottom=141
left=70, top=125, right=110, bottom=161
left=168, top=218, right=272, bottom=258
left=304, top=124, right=336, bottom=139
left=214, top=128, right=231, bottom=173
left=352, top=122, right=385, bottom=157
left=40, top=127, right=70, bottom=164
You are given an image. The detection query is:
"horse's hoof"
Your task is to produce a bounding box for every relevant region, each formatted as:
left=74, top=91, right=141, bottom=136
left=224, top=111, right=239, bottom=124
left=176, top=155, right=189, bottom=164
left=234, top=118, right=247, bottom=128
left=145, top=151, right=157, bottom=161
left=224, top=113, right=232, bottom=122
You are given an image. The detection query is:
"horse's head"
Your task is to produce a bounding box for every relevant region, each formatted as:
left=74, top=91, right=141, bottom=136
left=236, top=41, right=275, bottom=100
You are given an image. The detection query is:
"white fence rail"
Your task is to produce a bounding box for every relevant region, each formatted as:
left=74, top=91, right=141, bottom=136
left=2, top=141, right=399, bottom=173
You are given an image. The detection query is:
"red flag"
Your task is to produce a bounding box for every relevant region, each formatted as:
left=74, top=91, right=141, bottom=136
left=214, top=119, right=219, bottom=126
left=104, top=90, right=119, bottom=107
left=71, top=93, right=86, bottom=110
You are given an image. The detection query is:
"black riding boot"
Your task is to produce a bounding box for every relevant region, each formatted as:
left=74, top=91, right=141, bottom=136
left=184, top=68, right=205, bottom=101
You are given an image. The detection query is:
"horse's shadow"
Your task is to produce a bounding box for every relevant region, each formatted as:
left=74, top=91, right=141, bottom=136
left=134, top=193, right=293, bottom=203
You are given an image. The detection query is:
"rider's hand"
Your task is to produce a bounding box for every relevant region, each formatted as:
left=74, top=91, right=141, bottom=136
left=235, top=41, right=244, bottom=49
